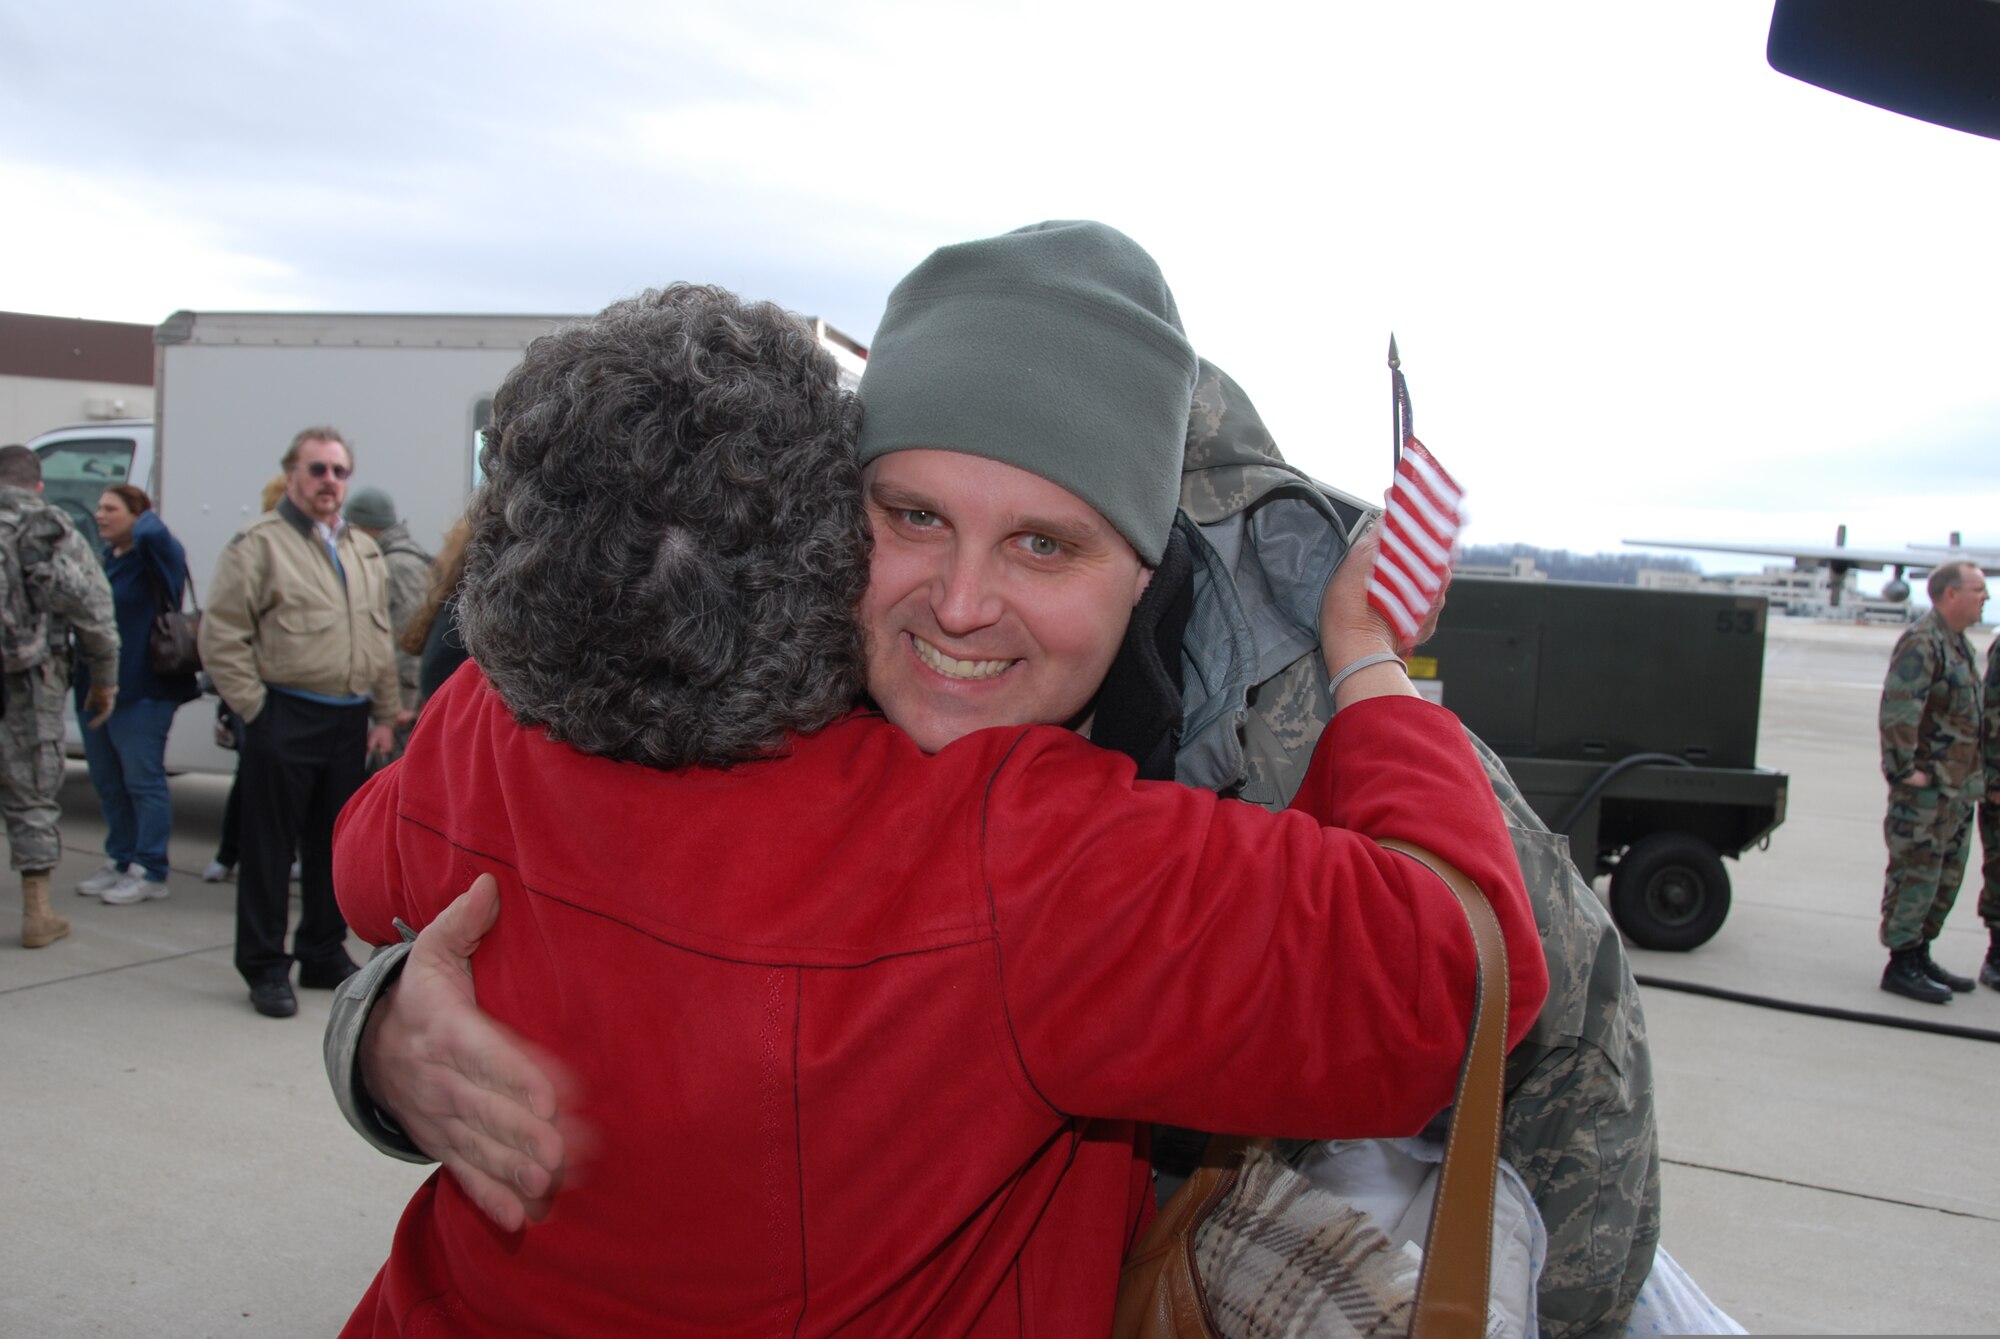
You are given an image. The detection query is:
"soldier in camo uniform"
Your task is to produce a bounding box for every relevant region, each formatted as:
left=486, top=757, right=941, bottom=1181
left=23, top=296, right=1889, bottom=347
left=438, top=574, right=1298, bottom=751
left=1979, top=634, right=2000, bottom=991
left=1876, top=559, right=1988, bottom=1003
left=0, top=445, right=119, bottom=948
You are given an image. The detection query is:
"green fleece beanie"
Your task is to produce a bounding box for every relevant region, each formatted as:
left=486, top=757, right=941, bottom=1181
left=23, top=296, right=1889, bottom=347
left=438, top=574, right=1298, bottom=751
left=856, top=220, right=1197, bottom=566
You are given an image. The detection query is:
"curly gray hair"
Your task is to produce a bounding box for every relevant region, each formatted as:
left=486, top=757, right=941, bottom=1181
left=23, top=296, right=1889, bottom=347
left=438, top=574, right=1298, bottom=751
left=458, top=283, right=870, bottom=769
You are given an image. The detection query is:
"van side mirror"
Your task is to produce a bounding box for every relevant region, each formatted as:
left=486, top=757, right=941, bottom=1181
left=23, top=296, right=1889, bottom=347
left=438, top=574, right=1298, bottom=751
left=1768, top=0, right=2000, bottom=140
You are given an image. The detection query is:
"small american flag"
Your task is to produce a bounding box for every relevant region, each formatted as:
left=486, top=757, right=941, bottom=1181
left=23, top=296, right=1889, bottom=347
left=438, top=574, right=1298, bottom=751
left=1368, top=437, right=1462, bottom=644
left=1368, top=341, right=1463, bottom=646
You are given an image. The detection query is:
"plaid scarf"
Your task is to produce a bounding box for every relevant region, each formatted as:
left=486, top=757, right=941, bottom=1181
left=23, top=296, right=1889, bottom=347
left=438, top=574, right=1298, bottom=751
left=1193, top=1145, right=1421, bottom=1338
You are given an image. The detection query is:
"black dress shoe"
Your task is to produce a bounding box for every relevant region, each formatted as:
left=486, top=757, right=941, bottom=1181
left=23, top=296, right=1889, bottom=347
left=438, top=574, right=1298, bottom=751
left=250, top=978, right=298, bottom=1018
left=1980, top=958, right=2000, bottom=992
left=1920, top=949, right=1976, bottom=993
left=297, top=952, right=361, bottom=990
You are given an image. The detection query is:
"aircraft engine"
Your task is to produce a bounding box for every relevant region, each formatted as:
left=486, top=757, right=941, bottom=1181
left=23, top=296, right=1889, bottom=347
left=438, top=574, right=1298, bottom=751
left=1882, top=576, right=1911, bottom=603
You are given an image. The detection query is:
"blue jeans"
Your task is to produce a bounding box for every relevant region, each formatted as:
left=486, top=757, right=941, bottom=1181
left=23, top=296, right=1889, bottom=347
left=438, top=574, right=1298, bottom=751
left=79, top=696, right=179, bottom=882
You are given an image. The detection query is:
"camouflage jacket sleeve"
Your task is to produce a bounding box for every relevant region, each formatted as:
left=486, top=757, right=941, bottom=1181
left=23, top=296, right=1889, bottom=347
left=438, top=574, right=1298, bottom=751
left=22, top=510, right=118, bottom=688
left=385, top=552, right=430, bottom=712
left=1986, top=638, right=2000, bottom=795
left=1879, top=625, right=1938, bottom=784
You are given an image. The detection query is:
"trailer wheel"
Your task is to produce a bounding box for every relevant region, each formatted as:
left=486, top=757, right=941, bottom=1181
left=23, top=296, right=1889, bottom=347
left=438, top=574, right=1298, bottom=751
left=1609, top=832, right=1731, bottom=951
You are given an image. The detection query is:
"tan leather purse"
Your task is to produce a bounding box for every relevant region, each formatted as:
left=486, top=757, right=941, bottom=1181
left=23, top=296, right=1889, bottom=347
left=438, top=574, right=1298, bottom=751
left=1115, top=839, right=1510, bottom=1339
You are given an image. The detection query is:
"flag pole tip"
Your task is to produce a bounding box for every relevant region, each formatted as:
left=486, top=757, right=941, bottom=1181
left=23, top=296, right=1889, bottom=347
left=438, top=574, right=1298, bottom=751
left=1387, top=333, right=1400, bottom=369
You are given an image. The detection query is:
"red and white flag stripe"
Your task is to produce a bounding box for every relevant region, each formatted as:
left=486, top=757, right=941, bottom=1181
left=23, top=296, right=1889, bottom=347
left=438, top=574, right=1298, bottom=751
left=1367, top=437, right=1463, bottom=645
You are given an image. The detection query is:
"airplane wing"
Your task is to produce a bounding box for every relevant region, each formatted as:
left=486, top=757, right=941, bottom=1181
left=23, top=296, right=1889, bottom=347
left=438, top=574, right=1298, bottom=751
left=1903, top=544, right=2000, bottom=565
left=1624, top=538, right=1999, bottom=574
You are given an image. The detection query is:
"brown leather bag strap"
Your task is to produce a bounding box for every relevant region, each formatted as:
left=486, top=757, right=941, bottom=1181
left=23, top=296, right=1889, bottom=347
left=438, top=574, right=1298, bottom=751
left=1377, top=838, right=1510, bottom=1339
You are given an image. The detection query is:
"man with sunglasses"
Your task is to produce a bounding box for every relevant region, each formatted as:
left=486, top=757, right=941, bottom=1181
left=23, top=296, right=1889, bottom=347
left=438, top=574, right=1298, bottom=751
left=201, top=427, right=401, bottom=1017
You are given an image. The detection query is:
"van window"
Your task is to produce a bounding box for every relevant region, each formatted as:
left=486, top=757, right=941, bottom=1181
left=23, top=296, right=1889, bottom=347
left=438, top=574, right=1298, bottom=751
left=35, top=437, right=135, bottom=537
left=471, top=396, right=493, bottom=488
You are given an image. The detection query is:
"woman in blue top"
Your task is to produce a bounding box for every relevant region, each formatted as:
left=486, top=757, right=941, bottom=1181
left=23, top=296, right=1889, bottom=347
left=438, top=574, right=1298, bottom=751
left=74, top=485, right=200, bottom=904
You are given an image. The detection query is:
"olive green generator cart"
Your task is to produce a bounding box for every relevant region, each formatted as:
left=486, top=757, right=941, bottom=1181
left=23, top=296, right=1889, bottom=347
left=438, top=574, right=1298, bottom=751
left=1418, top=577, right=1789, bottom=950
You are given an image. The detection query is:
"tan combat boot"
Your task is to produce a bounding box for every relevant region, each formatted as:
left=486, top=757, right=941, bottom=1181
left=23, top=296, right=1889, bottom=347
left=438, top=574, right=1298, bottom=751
left=21, top=870, right=68, bottom=949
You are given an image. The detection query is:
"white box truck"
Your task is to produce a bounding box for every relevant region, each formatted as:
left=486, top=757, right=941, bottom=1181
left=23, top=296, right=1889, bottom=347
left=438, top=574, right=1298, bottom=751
left=27, top=309, right=868, bottom=773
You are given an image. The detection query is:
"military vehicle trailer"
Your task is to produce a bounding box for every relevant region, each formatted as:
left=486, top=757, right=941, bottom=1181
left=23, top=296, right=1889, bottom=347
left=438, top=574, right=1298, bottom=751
left=1415, top=576, right=1788, bottom=950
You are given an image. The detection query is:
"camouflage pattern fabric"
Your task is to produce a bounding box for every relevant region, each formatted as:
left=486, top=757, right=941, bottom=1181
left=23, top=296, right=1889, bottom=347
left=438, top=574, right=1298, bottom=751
left=1877, top=609, right=1983, bottom=949
left=1880, top=783, right=1975, bottom=949
left=1878, top=609, right=1982, bottom=794
left=1980, top=638, right=2000, bottom=929
left=0, top=664, right=71, bottom=871
left=1239, top=653, right=1335, bottom=806
left=373, top=522, right=433, bottom=716
left=1981, top=800, right=2000, bottom=930
left=1987, top=635, right=2000, bottom=797
left=0, top=486, right=118, bottom=872
left=1181, top=360, right=1334, bottom=524
left=1477, top=737, right=1659, bottom=1339
left=0, top=485, right=119, bottom=685
left=1179, top=360, right=1659, bottom=1339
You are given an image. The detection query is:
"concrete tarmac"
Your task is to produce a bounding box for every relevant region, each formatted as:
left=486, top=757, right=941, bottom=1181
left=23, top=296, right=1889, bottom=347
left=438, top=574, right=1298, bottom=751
left=3, top=615, right=1996, bottom=1334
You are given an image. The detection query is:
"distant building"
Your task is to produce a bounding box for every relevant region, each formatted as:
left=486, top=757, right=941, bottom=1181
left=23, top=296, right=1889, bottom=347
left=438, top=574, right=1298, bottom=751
left=1454, top=554, right=1547, bottom=581
left=1635, top=569, right=1709, bottom=592
left=0, top=311, right=155, bottom=446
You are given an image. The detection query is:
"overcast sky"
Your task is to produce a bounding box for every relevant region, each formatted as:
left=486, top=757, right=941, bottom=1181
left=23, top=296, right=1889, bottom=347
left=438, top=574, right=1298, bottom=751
left=5, top=0, right=1995, bottom=574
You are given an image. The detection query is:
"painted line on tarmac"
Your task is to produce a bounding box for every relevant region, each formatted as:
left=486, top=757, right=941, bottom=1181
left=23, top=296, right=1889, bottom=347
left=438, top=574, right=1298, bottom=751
left=0, top=941, right=230, bottom=994
left=1663, top=1157, right=2000, bottom=1223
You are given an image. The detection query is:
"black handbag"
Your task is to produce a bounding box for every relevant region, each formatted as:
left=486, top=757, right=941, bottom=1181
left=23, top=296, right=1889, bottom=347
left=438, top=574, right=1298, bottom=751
left=147, top=563, right=203, bottom=677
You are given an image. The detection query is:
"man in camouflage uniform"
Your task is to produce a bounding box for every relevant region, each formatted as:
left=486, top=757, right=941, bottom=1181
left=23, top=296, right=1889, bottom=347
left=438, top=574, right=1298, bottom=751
left=0, top=445, right=119, bottom=948
left=1974, top=623, right=2000, bottom=990
left=1877, top=559, right=1988, bottom=1003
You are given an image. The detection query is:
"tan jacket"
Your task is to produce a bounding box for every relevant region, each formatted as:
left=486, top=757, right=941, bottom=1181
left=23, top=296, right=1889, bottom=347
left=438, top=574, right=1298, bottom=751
left=199, top=498, right=399, bottom=725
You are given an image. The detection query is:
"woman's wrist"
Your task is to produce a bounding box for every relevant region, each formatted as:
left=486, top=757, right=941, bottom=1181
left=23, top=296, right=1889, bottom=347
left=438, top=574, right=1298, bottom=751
left=1327, top=647, right=1417, bottom=711
left=1328, top=651, right=1403, bottom=697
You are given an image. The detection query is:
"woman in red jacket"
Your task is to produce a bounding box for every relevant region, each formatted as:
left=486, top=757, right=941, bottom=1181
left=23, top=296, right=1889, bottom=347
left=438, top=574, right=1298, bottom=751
left=334, top=280, right=1544, bottom=1336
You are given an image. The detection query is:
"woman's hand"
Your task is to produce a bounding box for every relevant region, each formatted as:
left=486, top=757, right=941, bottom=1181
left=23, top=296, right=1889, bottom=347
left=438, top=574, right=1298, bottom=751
left=1319, top=525, right=1419, bottom=710
left=360, top=876, right=577, bottom=1231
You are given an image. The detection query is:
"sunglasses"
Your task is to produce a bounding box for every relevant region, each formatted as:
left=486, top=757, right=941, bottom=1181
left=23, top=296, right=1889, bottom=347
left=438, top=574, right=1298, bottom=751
left=305, top=462, right=352, bottom=480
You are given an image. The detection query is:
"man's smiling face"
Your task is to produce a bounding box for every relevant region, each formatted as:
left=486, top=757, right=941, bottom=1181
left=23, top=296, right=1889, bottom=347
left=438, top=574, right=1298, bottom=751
left=858, top=448, right=1152, bottom=754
